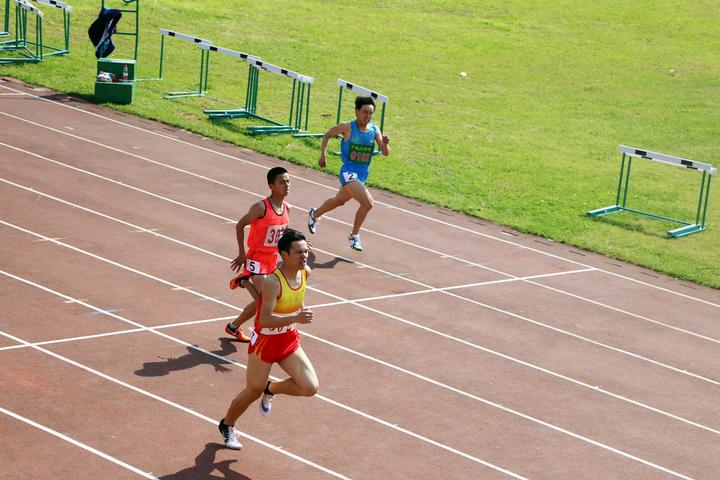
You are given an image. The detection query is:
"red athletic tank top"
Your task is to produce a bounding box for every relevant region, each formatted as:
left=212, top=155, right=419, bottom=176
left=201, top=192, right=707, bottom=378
left=246, top=198, right=289, bottom=254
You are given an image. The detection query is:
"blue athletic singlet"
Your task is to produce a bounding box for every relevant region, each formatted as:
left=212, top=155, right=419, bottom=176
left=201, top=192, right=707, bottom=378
left=339, top=120, right=377, bottom=186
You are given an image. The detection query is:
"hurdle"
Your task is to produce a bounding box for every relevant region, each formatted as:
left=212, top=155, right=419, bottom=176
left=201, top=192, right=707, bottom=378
left=205, top=57, right=314, bottom=135
left=587, top=145, right=717, bottom=238
left=194, top=43, right=260, bottom=108
left=157, top=28, right=211, bottom=98
left=293, top=78, right=388, bottom=147
left=1, top=0, right=72, bottom=63
left=0, top=0, right=44, bottom=63
left=33, top=0, right=70, bottom=56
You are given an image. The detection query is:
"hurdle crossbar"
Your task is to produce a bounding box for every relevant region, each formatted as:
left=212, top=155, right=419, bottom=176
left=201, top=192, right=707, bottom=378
left=158, top=28, right=212, bottom=98
left=587, top=145, right=716, bottom=238
left=206, top=55, right=314, bottom=135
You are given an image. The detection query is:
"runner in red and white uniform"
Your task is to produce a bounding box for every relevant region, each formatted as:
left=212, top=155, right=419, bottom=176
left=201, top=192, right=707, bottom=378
left=225, top=167, right=290, bottom=342
left=219, top=229, right=318, bottom=450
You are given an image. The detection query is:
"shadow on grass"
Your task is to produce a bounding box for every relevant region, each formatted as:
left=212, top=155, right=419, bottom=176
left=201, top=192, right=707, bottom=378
left=134, top=337, right=241, bottom=377
left=158, top=442, right=251, bottom=480
left=586, top=214, right=671, bottom=239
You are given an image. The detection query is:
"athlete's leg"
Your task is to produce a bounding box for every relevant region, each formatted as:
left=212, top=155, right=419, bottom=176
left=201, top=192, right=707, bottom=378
left=223, top=352, right=273, bottom=425
left=230, top=275, right=265, bottom=328
left=269, top=346, right=319, bottom=397
left=313, top=185, right=353, bottom=219
left=344, top=181, right=374, bottom=236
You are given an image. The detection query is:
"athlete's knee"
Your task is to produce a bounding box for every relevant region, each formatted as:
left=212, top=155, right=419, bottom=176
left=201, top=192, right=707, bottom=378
left=244, top=385, right=264, bottom=401
left=298, top=377, right=319, bottom=397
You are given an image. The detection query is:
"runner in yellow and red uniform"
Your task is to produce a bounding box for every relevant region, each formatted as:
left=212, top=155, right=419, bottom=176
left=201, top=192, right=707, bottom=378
left=219, top=229, right=318, bottom=450
left=225, top=167, right=290, bottom=342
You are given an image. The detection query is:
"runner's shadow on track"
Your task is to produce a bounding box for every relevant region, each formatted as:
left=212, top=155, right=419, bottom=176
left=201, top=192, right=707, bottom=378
left=158, top=442, right=251, bottom=480
left=307, top=250, right=353, bottom=270
left=134, top=337, right=240, bottom=377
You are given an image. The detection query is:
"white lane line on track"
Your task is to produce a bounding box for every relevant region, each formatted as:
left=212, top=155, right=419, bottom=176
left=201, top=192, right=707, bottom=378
left=2, top=142, right=717, bottom=349
left=2, top=150, right=719, bottom=374
left=0, top=225, right=709, bottom=479
left=0, top=270, right=526, bottom=480
left=2, top=177, right=720, bottom=423
left=0, top=328, right=353, bottom=480
left=0, top=406, right=160, bottom=480
left=0, top=315, right=238, bottom=352
left=0, top=97, right=717, bottom=310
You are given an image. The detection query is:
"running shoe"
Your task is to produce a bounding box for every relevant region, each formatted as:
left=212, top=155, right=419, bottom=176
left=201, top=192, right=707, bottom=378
left=218, top=419, right=242, bottom=450
left=225, top=323, right=251, bottom=342
left=307, top=208, right=319, bottom=234
left=229, top=272, right=251, bottom=290
left=348, top=234, right=363, bottom=251
left=260, top=382, right=274, bottom=416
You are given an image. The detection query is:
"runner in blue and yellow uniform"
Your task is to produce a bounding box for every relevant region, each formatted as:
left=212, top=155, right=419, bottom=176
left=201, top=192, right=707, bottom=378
left=307, top=96, right=391, bottom=251
left=218, top=229, right=318, bottom=450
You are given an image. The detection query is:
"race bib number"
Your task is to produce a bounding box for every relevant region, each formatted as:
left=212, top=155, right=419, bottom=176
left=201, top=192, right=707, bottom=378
left=264, top=224, right=287, bottom=247
left=246, top=258, right=261, bottom=274
left=349, top=142, right=373, bottom=163
left=250, top=329, right=258, bottom=345
left=342, top=171, right=359, bottom=183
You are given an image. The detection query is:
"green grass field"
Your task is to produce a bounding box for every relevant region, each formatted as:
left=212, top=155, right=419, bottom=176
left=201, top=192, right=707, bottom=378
left=2, top=0, right=719, bottom=288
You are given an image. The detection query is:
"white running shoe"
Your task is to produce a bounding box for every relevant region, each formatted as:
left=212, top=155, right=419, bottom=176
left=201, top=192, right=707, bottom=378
left=260, top=384, right=274, bottom=416
left=348, top=234, right=363, bottom=251
left=218, top=420, right=242, bottom=450
left=308, top=208, right=319, bottom=234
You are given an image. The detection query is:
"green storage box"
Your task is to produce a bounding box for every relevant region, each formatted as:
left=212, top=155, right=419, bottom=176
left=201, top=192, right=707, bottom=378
left=97, top=58, right=136, bottom=81
left=95, top=81, right=135, bottom=104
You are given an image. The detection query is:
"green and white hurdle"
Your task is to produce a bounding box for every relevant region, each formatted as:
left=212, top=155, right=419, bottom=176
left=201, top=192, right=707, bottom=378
left=205, top=57, right=313, bottom=135
left=0, top=0, right=71, bottom=63
left=195, top=43, right=260, bottom=109
left=157, top=28, right=211, bottom=98
left=293, top=78, right=388, bottom=146
left=588, top=145, right=717, bottom=238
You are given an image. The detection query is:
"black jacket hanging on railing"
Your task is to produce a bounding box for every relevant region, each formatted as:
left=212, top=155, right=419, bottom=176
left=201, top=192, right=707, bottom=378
left=87, top=8, right=122, bottom=59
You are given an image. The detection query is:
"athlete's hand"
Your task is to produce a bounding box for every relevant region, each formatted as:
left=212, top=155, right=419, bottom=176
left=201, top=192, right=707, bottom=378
left=230, top=253, right=246, bottom=272
left=318, top=153, right=327, bottom=169
left=295, top=308, right=314, bottom=325
left=382, top=135, right=390, bottom=146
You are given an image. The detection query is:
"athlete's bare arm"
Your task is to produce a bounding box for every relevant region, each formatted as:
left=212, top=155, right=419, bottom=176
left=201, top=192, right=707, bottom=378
left=258, top=274, right=313, bottom=328
left=319, top=122, right=352, bottom=168
left=230, top=200, right=266, bottom=272
left=375, top=128, right=390, bottom=156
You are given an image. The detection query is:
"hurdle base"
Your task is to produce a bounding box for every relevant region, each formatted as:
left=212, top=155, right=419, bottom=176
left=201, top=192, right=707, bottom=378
left=165, top=91, right=205, bottom=99
left=667, top=224, right=704, bottom=238
left=247, top=125, right=299, bottom=135
left=292, top=132, right=324, bottom=138
left=587, top=205, right=623, bottom=218
left=204, top=108, right=253, bottom=119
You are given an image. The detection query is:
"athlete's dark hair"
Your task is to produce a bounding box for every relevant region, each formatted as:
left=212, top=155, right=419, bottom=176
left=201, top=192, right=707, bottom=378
left=355, top=96, right=376, bottom=110
left=267, top=167, right=288, bottom=185
left=277, top=228, right=306, bottom=254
